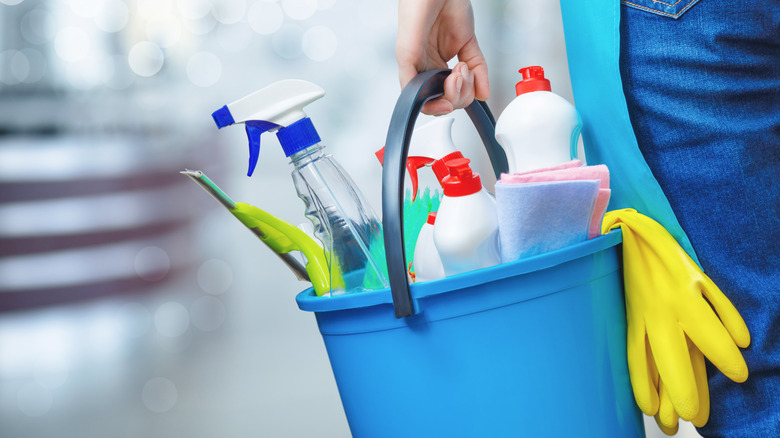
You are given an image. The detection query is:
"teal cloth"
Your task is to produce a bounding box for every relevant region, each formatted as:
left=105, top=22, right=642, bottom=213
left=558, top=0, right=699, bottom=265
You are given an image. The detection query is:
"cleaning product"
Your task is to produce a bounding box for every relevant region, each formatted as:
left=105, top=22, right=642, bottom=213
left=434, top=158, right=500, bottom=276
left=413, top=212, right=445, bottom=282
left=212, top=79, right=388, bottom=293
left=494, top=66, right=583, bottom=173
left=367, top=187, right=442, bottom=282
left=181, top=169, right=330, bottom=296
left=375, top=117, right=464, bottom=200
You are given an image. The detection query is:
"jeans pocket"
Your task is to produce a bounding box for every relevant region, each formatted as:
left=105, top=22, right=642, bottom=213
left=621, top=0, right=701, bottom=19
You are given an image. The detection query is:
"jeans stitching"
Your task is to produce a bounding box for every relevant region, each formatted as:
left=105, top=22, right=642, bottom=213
left=649, top=0, right=682, bottom=7
left=621, top=0, right=699, bottom=18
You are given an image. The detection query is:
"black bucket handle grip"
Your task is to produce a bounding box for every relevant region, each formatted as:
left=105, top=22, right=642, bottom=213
left=382, top=68, right=509, bottom=318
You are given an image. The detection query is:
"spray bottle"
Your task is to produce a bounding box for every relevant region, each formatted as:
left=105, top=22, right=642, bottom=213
left=434, top=158, right=500, bottom=276
left=495, top=66, right=583, bottom=173
left=375, top=117, right=464, bottom=200
left=212, top=79, right=388, bottom=293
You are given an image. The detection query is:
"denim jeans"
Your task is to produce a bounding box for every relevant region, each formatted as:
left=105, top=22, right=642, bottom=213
left=620, top=1, right=780, bottom=436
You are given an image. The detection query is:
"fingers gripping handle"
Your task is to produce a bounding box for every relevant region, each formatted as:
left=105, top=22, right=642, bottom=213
left=382, top=69, right=508, bottom=318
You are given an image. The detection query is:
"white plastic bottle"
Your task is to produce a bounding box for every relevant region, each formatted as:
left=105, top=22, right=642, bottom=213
left=494, top=66, right=583, bottom=173
left=375, top=117, right=464, bottom=200
left=413, top=212, right=445, bottom=282
left=434, top=158, right=500, bottom=276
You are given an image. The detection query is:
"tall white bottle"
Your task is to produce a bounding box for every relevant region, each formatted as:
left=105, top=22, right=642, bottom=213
left=495, top=66, right=583, bottom=173
left=375, top=117, right=464, bottom=200
left=434, top=158, right=500, bottom=276
left=413, top=212, right=445, bottom=282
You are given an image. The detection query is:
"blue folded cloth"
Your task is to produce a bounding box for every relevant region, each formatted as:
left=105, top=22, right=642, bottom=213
left=495, top=180, right=600, bottom=263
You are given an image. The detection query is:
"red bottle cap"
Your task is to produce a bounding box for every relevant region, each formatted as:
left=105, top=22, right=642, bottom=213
left=427, top=211, right=437, bottom=225
left=431, top=151, right=464, bottom=184
left=515, top=66, right=551, bottom=95
left=441, top=158, right=482, bottom=197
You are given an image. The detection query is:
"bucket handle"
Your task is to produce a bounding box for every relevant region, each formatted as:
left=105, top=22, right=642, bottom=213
left=382, top=68, right=509, bottom=318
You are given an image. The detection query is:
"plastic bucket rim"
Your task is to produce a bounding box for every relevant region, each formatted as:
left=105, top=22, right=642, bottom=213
left=296, top=229, right=622, bottom=313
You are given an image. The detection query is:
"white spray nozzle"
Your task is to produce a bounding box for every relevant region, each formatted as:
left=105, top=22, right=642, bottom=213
left=215, top=79, right=324, bottom=129
left=212, top=79, right=326, bottom=176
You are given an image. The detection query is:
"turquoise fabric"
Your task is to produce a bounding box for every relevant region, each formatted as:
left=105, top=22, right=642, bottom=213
left=558, top=0, right=699, bottom=265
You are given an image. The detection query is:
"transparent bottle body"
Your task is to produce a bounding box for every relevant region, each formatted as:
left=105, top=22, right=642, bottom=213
left=290, top=145, right=388, bottom=294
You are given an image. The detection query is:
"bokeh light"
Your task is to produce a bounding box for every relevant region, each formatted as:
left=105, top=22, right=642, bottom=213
left=196, top=259, right=233, bottom=295
left=184, top=14, right=218, bottom=36
left=318, top=0, right=337, bottom=10
left=34, top=359, right=69, bottom=390
left=128, top=41, right=165, bottom=77
left=67, top=55, right=113, bottom=89
left=94, top=0, right=130, bottom=33
left=186, top=52, right=222, bottom=87
left=142, top=377, right=178, bottom=413
left=212, top=0, right=246, bottom=24
left=146, top=17, right=183, bottom=48
left=302, top=25, right=337, bottom=62
left=216, top=23, right=254, bottom=52
left=69, top=0, right=99, bottom=19
left=134, top=246, right=171, bottom=281
left=9, top=50, right=31, bottom=83
left=17, top=383, right=53, bottom=417
left=54, top=27, right=90, bottom=63
left=189, top=296, right=227, bottom=331
left=154, top=302, right=190, bottom=338
left=137, top=0, right=174, bottom=21
left=21, top=9, right=54, bottom=45
left=247, top=1, right=284, bottom=35
left=0, top=51, right=30, bottom=85
left=116, top=302, right=152, bottom=339
left=20, top=48, right=46, bottom=83
left=272, top=24, right=304, bottom=59
left=177, top=0, right=211, bottom=20
left=282, top=0, right=317, bottom=21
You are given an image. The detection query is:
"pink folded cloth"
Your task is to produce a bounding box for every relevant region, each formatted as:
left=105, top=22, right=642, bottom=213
left=500, top=161, right=611, bottom=239
left=511, top=159, right=583, bottom=177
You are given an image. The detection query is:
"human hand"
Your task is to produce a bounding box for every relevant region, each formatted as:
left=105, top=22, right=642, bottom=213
left=396, top=0, right=489, bottom=115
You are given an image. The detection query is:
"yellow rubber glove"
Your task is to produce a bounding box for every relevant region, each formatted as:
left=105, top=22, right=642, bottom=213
left=654, top=336, right=710, bottom=435
left=602, top=209, right=750, bottom=422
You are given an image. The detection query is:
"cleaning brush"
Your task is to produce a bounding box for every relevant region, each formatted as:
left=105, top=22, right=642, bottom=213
left=364, top=187, right=442, bottom=288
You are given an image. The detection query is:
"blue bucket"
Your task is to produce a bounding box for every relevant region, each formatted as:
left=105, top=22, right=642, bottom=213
left=297, top=70, right=644, bottom=437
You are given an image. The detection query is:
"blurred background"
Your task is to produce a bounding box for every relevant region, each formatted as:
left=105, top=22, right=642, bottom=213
left=0, top=0, right=699, bottom=436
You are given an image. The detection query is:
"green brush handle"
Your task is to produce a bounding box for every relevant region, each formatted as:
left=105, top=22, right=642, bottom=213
left=182, top=170, right=326, bottom=292
left=382, top=69, right=508, bottom=318
left=231, top=203, right=330, bottom=296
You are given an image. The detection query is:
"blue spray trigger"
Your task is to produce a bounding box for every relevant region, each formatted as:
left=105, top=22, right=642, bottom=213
left=244, top=120, right=279, bottom=176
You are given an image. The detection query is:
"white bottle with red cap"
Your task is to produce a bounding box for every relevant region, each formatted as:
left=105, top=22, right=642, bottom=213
left=375, top=117, right=464, bottom=200
left=495, top=66, right=583, bottom=173
left=412, top=212, right=445, bottom=282
left=433, top=158, right=500, bottom=276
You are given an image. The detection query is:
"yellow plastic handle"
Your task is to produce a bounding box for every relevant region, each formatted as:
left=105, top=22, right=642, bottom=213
left=231, top=203, right=330, bottom=296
